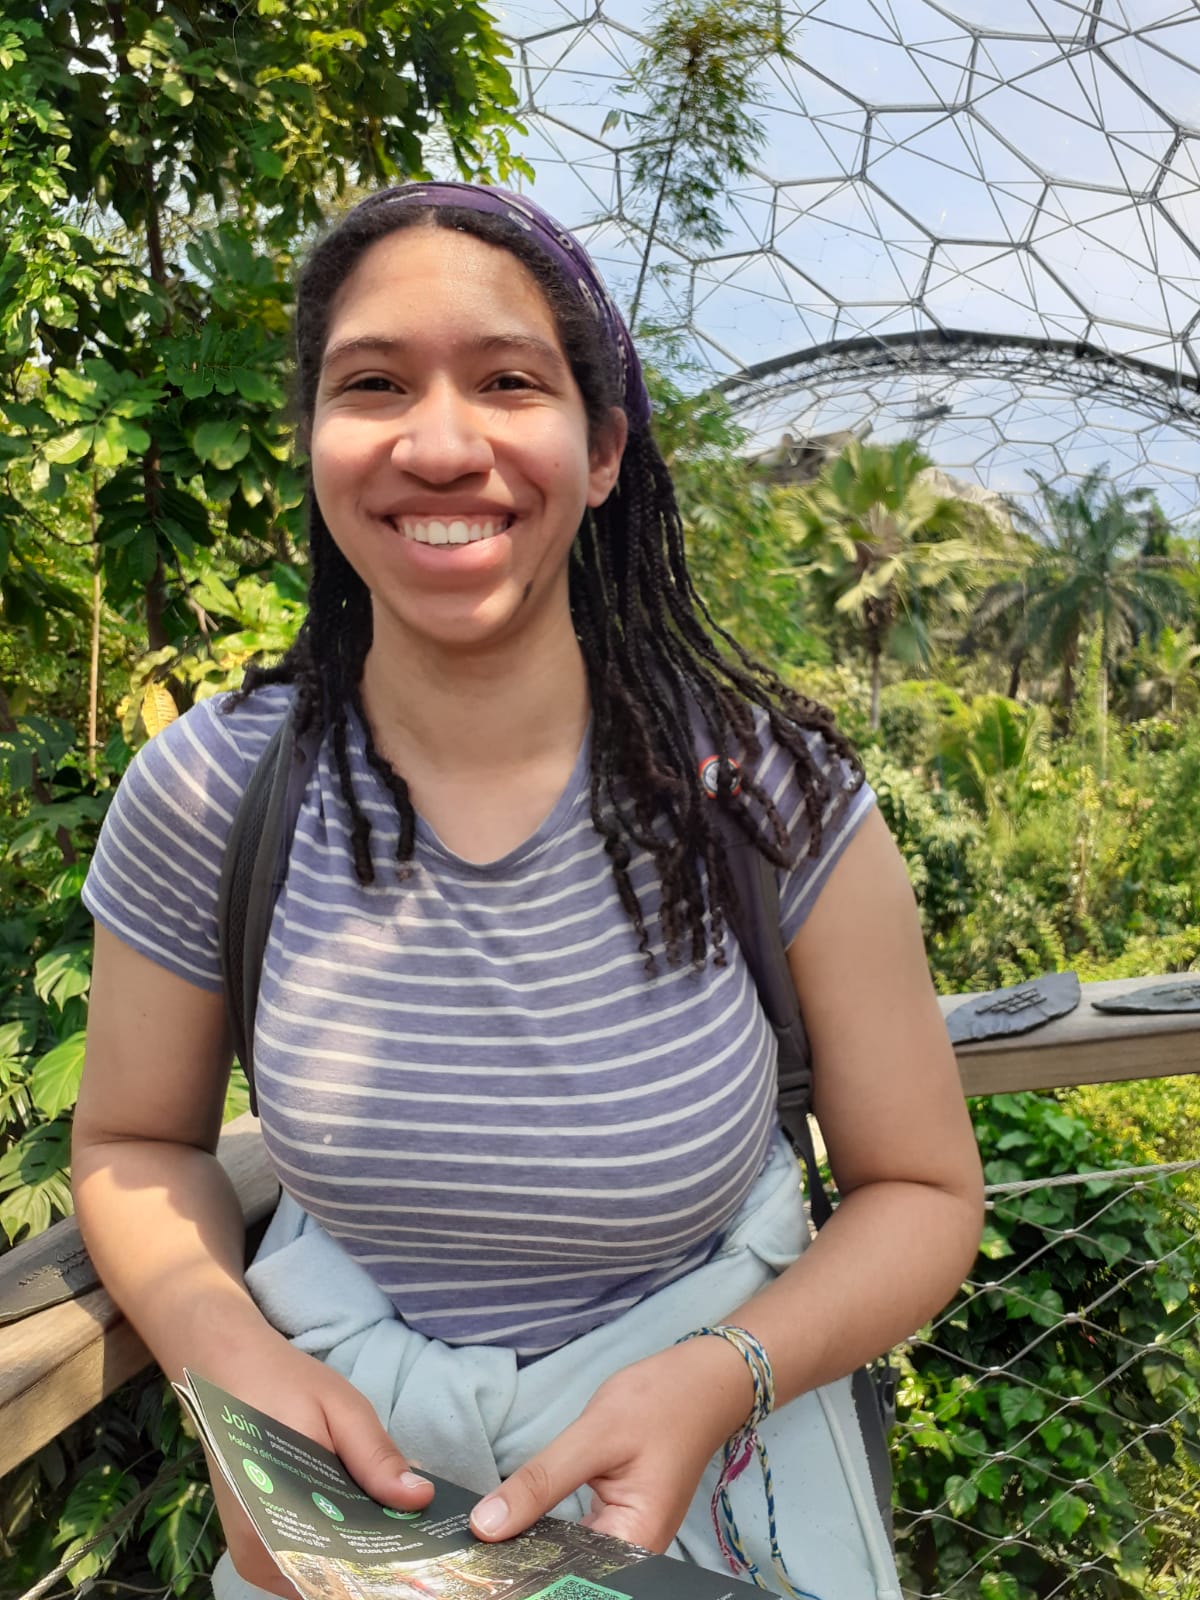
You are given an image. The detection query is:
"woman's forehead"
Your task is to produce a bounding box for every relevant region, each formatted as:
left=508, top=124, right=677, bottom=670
left=324, top=227, right=558, bottom=349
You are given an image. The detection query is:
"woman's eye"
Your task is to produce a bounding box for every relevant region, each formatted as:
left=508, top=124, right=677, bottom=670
left=346, top=375, right=398, bottom=393
left=489, top=373, right=537, bottom=392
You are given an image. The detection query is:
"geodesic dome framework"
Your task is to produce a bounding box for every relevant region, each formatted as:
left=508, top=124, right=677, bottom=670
left=501, top=0, right=1200, bottom=517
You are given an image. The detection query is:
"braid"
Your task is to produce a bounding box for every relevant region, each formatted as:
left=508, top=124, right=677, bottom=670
left=229, top=195, right=865, bottom=960
left=234, top=504, right=421, bottom=887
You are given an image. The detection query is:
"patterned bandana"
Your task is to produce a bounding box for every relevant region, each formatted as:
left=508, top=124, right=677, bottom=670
left=352, top=181, right=652, bottom=427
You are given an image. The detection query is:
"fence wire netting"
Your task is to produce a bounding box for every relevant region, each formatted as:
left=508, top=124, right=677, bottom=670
left=11, top=1164, right=1200, bottom=1600
left=893, top=1161, right=1200, bottom=1600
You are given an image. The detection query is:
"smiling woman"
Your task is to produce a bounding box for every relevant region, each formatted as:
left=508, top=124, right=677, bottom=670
left=309, top=227, right=624, bottom=666
left=70, top=182, right=983, bottom=1600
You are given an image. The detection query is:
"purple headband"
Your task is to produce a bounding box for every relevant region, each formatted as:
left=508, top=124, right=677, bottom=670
left=354, top=181, right=651, bottom=428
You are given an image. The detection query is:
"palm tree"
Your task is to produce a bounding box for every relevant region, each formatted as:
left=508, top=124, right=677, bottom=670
left=968, top=470, right=1191, bottom=768
left=787, top=439, right=995, bottom=729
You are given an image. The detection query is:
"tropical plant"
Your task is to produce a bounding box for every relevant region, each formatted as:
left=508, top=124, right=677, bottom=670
left=1131, top=626, right=1200, bottom=722
left=611, top=0, right=793, bottom=328
left=968, top=471, right=1192, bottom=769
left=934, top=694, right=1052, bottom=823
left=895, top=1093, right=1200, bottom=1600
left=0, top=0, right=527, bottom=675
left=789, top=440, right=994, bottom=728
left=648, top=368, right=815, bottom=667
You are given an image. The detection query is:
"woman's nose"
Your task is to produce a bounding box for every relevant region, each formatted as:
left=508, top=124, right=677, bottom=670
left=391, top=381, right=494, bottom=482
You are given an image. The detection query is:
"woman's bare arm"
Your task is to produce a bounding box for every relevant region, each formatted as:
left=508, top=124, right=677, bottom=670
left=72, top=926, right=262, bottom=1373
left=472, top=809, right=984, bottom=1548
left=73, top=927, right=434, bottom=1594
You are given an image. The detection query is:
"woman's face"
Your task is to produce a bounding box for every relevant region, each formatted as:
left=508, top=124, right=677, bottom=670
left=310, top=226, right=625, bottom=659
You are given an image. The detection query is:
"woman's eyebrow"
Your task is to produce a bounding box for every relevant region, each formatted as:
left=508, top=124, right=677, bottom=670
left=321, top=332, right=568, bottom=370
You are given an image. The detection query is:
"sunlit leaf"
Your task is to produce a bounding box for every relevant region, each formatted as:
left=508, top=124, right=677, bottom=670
left=30, top=1031, right=87, bottom=1118
left=143, top=683, right=179, bottom=737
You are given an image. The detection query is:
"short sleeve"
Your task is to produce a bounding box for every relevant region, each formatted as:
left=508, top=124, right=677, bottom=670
left=745, top=718, right=875, bottom=948
left=82, top=691, right=285, bottom=990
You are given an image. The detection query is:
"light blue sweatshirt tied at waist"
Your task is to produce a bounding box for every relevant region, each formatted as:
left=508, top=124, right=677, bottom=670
left=211, top=1133, right=901, bottom=1600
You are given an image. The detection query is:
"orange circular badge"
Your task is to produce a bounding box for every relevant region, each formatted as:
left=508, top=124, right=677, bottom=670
left=698, top=754, right=742, bottom=799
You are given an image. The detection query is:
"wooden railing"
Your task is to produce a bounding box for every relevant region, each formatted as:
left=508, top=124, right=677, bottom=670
left=1, top=974, right=1197, bottom=1479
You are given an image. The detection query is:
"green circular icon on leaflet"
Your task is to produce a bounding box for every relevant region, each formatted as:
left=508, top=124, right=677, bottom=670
left=312, top=1492, right=345, bottom=1522
left=242, top=1461, right=274, bottom=1495
left=382, top=1508, right=419, bottom=1521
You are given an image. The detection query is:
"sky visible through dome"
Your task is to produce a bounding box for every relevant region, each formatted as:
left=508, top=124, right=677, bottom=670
left=494, top=0, right=1200, bottom=518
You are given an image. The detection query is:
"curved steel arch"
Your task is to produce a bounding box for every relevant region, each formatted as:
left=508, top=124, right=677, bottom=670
left=718, top=330, right=1200, bottom=435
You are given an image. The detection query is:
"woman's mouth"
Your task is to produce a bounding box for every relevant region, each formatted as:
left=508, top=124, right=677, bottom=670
left=386, top=515, right=515, bottom=546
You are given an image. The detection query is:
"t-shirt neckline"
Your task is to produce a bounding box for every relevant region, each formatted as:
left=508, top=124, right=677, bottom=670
left=411, top=718, right=594, bottom=874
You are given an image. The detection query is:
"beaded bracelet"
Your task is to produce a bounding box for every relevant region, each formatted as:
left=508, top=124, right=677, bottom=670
left=677, top=1325, right=822, bottom=1600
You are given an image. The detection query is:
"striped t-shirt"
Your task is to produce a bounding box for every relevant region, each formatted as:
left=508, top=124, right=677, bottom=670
left=84, top=685, right=873, bottom=1357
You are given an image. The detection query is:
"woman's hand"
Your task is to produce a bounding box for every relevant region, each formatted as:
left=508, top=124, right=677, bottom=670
left=197, top=1335, right=435, bottom=1597
left=469, top=1338, right=752, bottom=1553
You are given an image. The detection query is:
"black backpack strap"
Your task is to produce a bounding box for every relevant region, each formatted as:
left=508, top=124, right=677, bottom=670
left=689, top=701, right=896, bottom=1533
left=216, top=712, right=318, bottom=1115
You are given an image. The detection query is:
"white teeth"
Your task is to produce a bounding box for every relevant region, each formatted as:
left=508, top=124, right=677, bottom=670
left=392, top=516, right=510, bottom=545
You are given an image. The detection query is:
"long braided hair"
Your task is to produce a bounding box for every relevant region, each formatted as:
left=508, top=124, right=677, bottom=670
left=236, top=200, right=863, bottom=971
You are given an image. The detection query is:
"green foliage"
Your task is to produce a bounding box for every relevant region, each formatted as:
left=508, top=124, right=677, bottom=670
left=650, top=369, right=813, bottom=666
left=1, top=0, right=526, bottom=661
left=614, top=0, right=792, bottom=326
left=934, top=694, right=1052, bottom=823
left=895, top=1093, right=1200, bottom=1599
left=1, top=1378, right=215, bottom=1596
left=968, top=469, right=1192, bottom=760
left=788, top=440, right=1001, bottom=727
left=864, top=751, right=985, bottom=947
left=1, top=8, right=524, bottom=1588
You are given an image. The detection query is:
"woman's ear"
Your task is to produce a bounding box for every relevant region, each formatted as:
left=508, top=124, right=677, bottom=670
left=586, top=407, right=629, bottom=507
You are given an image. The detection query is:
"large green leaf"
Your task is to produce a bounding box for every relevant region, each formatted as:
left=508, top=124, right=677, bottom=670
left=34, top=943, right=92, bottom=1008
left=0, top=1120, right=72, bottom=1243
left=29, top=1030, right=87, bottom=1118
left=142, top=1478, right=216, bottom=1593
left=1046, top=1491, right=1090, bottom=1539
left=191, top=418, right=251, bottom=469
left=53, top=1464, right=141, bottom=1587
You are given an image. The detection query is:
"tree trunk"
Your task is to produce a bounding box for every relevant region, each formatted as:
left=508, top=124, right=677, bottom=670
left=1098, top=660, right=1109, bottom=779
left=869, top=646, right=882, bottom=731
left=1007, top=652, right=1023, bottom=700
left=628, top=45, right=700, bottom=328
left=1061, top=639, right=1076, bottom=711
left=143, top=436, right=168, bottom=648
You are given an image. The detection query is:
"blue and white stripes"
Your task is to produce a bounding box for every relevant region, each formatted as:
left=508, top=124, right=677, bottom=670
left=84, top=686, right=873, bottom=1359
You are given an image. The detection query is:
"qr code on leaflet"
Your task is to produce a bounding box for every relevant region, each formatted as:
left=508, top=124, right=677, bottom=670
left=526, top=1580, right=631, bottom=1600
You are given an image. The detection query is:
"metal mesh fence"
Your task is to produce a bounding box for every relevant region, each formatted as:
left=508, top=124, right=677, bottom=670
left=893, top=1161, right=1200, bottom=1600
left=10, top=1162, right=1200, bottom=1600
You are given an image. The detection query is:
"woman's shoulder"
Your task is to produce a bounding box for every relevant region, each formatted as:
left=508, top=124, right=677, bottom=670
left=149, top=683, right=295, bottom=782
left=117, top=684, right=295, bottom=822
left=733, top=698, right=863, bottom=804
left=82, top=684, right=297, bottom=991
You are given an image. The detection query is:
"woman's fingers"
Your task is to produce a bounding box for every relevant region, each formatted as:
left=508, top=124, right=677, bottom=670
left=320, top=1378, right=436, bottom=1511
left=470, top=1420, right=602, bottom=1541
left=209, top=1469, right=302, bottom=1598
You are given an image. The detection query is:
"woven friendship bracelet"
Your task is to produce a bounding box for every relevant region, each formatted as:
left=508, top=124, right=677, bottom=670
left=677, top=1325, right=823, bottom=1600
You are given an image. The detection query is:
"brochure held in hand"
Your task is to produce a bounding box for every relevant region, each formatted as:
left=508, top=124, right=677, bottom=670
left=175, top=1371, right=762, bottom=1600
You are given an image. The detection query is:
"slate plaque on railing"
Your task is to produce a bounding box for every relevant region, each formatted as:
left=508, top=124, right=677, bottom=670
left=0, top=1225, right=100, bottom=1325
left=1093, top=979, right=1200, bottom=1014
left=946, top=971, right=1081, bottom=1045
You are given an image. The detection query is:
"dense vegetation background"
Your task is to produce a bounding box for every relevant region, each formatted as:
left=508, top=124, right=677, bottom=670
left=1, top=3, right=1197, bottom=1598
